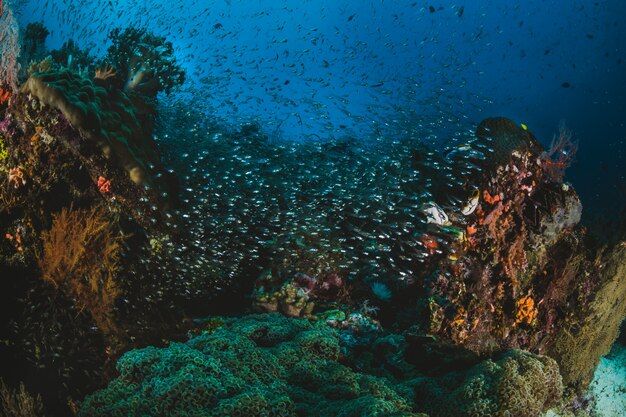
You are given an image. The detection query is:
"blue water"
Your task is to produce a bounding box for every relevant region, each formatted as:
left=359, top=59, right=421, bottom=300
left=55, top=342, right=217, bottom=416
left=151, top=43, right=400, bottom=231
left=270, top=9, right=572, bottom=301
left=15, top=0, right=625, bottom=223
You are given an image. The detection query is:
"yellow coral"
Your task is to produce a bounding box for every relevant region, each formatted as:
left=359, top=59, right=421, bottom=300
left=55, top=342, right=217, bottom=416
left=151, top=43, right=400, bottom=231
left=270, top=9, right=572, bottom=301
left=450, top=306, right=466, bottom=327
left=30, top=126, right=42, bottom=146
left=0, top=134, right=8, bottom=173
left=515, top=296, right=538, bottom=325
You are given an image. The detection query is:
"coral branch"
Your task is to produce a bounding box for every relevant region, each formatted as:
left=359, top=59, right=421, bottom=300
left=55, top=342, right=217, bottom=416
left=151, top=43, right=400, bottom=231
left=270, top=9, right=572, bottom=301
left=540, top=123, right=577, bottom=183
left=37, top=206, right=122, bottom=337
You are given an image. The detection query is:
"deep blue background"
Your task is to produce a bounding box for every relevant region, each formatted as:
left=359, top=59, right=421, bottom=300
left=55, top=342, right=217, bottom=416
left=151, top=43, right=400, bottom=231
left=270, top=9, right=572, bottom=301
left=13, top=0, right=626, bottom=222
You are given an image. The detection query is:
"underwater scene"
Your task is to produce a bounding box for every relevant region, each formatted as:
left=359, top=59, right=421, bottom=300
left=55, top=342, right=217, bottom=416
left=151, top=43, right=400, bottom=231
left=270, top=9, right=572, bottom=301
left=0, top=0, right=625, bottom=416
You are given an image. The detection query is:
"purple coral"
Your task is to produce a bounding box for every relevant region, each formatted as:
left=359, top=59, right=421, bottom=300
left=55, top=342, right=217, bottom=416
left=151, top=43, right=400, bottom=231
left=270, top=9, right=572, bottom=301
left=292, top=271, right=343, bottom=299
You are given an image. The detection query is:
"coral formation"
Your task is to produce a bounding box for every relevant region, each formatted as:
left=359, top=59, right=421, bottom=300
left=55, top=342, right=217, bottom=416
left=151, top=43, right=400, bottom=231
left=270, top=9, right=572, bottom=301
left=0, top=378, right=45, bottom=417
left=545, top=244, right=626, bottom=392
left=37, top=205, right=121, bottom=339
left=20, top=70, right=162, bottom=189
left=515, top=296, right=538, bottom=326
left=410, top=349, right=563, bottom=417
left=0, top=23, right=621, bottom=415
left=0, top=28, right=194, bottom=415
left=103, top=27, right=185, bottom=97
left=78, top=313, right=566, bottom=417
left=78, top=314, right=422, bottom=417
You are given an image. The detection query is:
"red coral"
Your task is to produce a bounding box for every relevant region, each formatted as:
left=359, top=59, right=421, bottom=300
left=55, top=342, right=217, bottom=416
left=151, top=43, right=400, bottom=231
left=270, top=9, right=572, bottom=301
left=0, top=88, right=10, bottom=104
left=97, top=176, right=112, bottom=193
left=540, top=123, right=577, bottom=183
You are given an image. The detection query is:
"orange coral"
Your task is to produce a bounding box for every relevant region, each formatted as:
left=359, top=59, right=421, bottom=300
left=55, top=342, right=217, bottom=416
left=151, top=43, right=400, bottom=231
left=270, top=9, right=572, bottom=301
left=515, top=295, right=538, bottom=325
left=7, top=167, right=26, bottom=189
left=483, top=190, right=501, bottom=205
left=30, top=126, right=42, bottom=146
left=97, top=176, right=112, bottom=193
left=95, top=65, right=117, bottom=80
left=5, top=226, right=24, bottom=251
left=450, top=306, right=466, bottom=327
left=38, top=206, right=122, bottom=337
left=0, top=88, right=10, bottom=104
left=420, top=234, right=439, bottom=255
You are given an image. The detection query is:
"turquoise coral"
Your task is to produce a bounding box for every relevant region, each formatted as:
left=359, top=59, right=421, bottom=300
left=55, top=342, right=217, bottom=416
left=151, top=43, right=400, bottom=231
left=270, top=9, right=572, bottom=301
left=78, top=313, right=422, bottom=417
left=78, top=313, right=563, bottom=417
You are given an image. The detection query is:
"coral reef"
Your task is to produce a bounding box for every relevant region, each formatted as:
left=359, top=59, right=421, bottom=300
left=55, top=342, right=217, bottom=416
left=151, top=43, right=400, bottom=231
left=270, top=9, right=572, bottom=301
left=410, top=349, right=563, bottom=417
left=0, top=27, right=622, bottom=415
left=79, top=313, right=566, bottom=417
left=20, top=70, right=168, bottom=194
left=0, top=29, right=196, bottom=415
left=78, top=314, right=423, bottom=417
left=545, top=244, right=626, bottom=392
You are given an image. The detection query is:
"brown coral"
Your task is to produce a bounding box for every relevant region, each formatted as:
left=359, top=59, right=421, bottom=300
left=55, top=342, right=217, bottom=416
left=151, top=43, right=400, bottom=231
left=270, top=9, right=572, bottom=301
left=0, top=378, right=45, bottom=417
left=37, top=205, right=122, bottom=338
left=94, top=65, right=117, bottom=81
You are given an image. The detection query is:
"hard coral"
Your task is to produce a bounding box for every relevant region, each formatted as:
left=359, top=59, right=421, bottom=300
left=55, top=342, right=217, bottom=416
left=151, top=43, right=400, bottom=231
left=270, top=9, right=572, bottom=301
left=411, top=349, right=563, bottom=417
left=79, top=314, right=420, bottom=417
left=20, top=69, right=178, bottom=208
